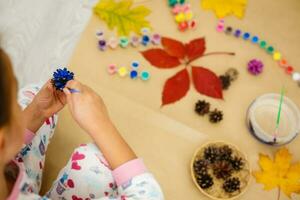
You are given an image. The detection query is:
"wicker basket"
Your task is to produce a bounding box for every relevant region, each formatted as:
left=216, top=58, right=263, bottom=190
left=190, top=141, right=251, bottom=200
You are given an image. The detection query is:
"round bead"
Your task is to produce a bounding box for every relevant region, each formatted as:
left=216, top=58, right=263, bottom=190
left=118, top=67, right=128, bottom=77
left=130, top=36, right=140, bottom=47
left=172, top=4, right=181, bottom=14
left=259, top=41, right=267, bottom=48
left=141, top=35, right=150, bottom=46
left=141, top=71, right=150, bottom=81
left=292, top=72, right=300, bottom=81
left=130, top=70, right=138, bottom=79
left=108, top=37, right=118, bottom=49
left=178, top=21, right=188, bottom=31
left=279, top=59, right=288, bottom=68
left=175, top=13, right=185, bottom=23
left=251, top=36, right=259, bottom=43
left=225, top=26, right=233, bottom=35
left=179, top=0, right=185, bottom=4
left=286, top=66, right=294, bottom=75
left=273, top=52, right=281, bottom=61
left=243, top=32, right=250, bottom=40
left=107, top=64, right=117, bottom=75
left=168, top=0, right=177, bottom=7
left=96, top=30, right=104, bottom=39
left=182, top=3, right=190, bottom=12
left=216, top=20, right=224, bottom=32
left=185, top=11, right=193, bottom=21
left=266, top=46, right=274, bottom=54
left=98, top=40, right=107, bottom=51
left=234, top=29, right=242, bottom=37
left=119, top=37, right=129, bottom=48
left=151, top=33, right=161, bottom=45
left=131, top=61, right=139, bottom=68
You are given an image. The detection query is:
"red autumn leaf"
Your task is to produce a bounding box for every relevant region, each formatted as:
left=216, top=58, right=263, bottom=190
left=161, top=37, right=186, bottom=59
left=192, top=66, right=223, bottom=99
left=186, top=38, right=206, bottom=62
left=141, top=49, right=181, bottom=68
left=162, top=68, right=190, bottom=106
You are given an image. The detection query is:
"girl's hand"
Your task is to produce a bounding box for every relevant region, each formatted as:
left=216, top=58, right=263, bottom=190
left=63, top=80, right=136, bottom=169
left=23, top=80, right=66, bottom=132
left=62, top=80, right=111, bottom=136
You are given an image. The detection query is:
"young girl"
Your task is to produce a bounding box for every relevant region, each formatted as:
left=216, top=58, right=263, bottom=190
left=0, top=48, right=164, bottom=200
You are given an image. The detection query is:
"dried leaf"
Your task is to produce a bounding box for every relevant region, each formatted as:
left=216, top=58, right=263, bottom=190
left=192, top=66, right=223, bottom=99
left=141, top=49, right=181, bottom=68
left=186, top=38, right=206, bottom=62
left=253, top=148, right=300, bottom=198
left=162, top=69, right=190, bottom=106
left=201, top=0, right=247, bottom=19
left=93, top=0, right=151, bottom=36
left=161, top=37, right=186, bottom=59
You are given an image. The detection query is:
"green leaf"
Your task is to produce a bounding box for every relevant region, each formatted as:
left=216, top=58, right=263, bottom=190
left=93, top=0, right=152, bottom=36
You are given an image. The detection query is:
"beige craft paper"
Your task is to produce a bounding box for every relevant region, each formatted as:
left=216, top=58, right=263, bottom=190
left=41, top=0, right=300, bottom=199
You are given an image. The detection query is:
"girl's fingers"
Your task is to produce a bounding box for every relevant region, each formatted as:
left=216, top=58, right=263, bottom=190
left=63, top=88, right=72, bottom=103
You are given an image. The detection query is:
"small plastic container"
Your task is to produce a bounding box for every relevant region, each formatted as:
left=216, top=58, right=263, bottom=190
left=246, top=93, right=300, bottom=146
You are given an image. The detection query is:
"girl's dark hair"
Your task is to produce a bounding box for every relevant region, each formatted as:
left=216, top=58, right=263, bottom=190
left=0, top=49, right=12, bottom=127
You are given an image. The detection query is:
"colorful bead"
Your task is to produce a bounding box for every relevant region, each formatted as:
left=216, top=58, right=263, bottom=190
left=185, top=11, right=193, bottom=21
left=216, top=20, right=225, bottom=32
left=119, top=37, right=129, bottom=48
left=130, top=70, right=138, bottom=79
left=243, top=32, right=250, bottom=40
left=141, top=71, right=150, bottom=81
left=168, top=0, right=177, bottom=7
left=273, top=52, right=281, bottom=61
left=234, top=29, right=242, bottom=37
left=107, top=64, right=117, bottom=75
left=259, top=41, right=267, bottom=48
left=267, top=46, right=274, bottom=54
left=279, top=59, right=288, bottom=68
left=108, top=37, right=118, bottom=49
left=130, top=36, right=140, bottom=47
left=179, top=0, right=185, bottom=4
left=98, top=40, right=107, bottom=51
left=225, top=26, right=233, bottom=35
left=131, top=61, right=139, bottom=68
left=175, top=13, right=185, bottom=23
left=286, top=66, right=294, bottom=75
left=292, top=72, right=300, bottom=81
left=178, top=21, right=188, bottom=31
left=141, top=35, right=150, bottom=46
left=182, top=3, right=190, bottom=12
left=96, top=30, right=104, bottom=39
left=172, top=4, right=181, bottom=14
left=251, top=36, right=259, bottom=43
left=248, top=59, right=264, bottom=75
left=151, top=33, right=161, bottom=45
left=189, top=20, right=197, bottom=30
left=118, top=67, right=128, bottom=77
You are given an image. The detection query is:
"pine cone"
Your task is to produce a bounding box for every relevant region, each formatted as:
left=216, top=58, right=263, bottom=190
left=212, top=160, right=233, bottom=179
left=219, top=75, right=231, bottom=90
left=204, top=146, right=219, bottom=163
left=223, top=177, right=240, bottom=193
left=196, top=174, right=214, bottom=189
left=52, top=68, right=74, bottom=90
left=230, top=157, right=244, bottom=171
left=225, top=68, right=239, bottom=81
left=209, top=109, right=223, bottom=123
left=193, top=159, right=209, bottom=177
left=195, top=100, right=210, bottom=116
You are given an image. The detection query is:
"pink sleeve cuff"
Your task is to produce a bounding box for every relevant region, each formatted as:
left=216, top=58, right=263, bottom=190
left=24, top=129, right=35, bottom=144
left=112, top=158, right=148, bottom=186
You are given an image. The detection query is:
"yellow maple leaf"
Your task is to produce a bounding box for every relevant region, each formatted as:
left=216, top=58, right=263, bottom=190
left=200, top=0, right=247, bottom=19
left=93, top=0, right=151, bottom=36
left=253, top=148, right=300, bottom=199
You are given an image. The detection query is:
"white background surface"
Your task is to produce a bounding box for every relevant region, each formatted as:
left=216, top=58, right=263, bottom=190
left=0, top=0, right=96, bottom=88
